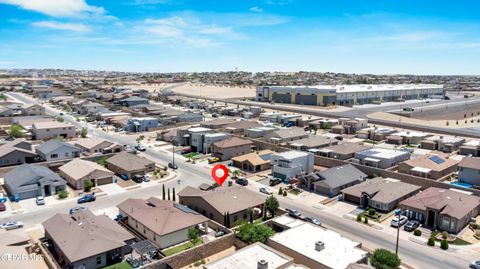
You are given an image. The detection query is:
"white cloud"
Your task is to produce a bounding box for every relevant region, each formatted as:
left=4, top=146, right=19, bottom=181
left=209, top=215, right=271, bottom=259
left=0, top=0, right=105, bottom=18
left=32, top=21, right=91, bottom=32
left=249, top=6, right=263, bottom=13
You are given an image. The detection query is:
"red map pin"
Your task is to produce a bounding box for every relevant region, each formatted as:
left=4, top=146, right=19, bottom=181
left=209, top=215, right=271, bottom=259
left=211, top=164, right=229, bottom=186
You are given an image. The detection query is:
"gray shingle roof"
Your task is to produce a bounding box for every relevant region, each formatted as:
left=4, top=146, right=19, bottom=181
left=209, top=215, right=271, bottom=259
left=312, top=164, right=367, bottom=189
left=4, top=164, right=66, bottom=191
left=35, top=140, right=80, bottom=154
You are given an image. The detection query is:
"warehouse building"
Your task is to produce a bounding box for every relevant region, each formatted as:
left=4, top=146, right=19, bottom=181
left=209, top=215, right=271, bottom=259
left=256, top=84, right=444, bottom=106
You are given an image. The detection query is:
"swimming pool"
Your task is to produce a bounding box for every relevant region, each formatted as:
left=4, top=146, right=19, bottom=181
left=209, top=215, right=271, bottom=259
left=450, top=181, right=473, bottom=189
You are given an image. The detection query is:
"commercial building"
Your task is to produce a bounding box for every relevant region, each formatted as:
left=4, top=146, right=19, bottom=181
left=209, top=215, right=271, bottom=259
left=271, top=151, right=314, bottom=180
left=256, top=84, right=444, bottom=106
left=267, top=223, right=368, bottom=269
left=354, top=148, right=411, bottom=169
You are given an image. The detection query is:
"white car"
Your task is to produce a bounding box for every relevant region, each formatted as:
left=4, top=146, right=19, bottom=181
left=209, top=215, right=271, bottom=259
left=259, top=187, right=273, bottom=195
left=36, top=196, right=45, bottom=205
left=0, top=221, right=24, bottom=230
left=390, top=215, right=408, bottom=227
left=470, top=260, right=480, bottom=269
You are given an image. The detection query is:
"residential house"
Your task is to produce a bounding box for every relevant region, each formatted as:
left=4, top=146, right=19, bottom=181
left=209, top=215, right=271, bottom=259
left=106, top=152, right=155, bottom=179
left=117, top=198, right=209, bottom=249
left=188, top=127, right=215, bottom=152
left=211, top=137, right=252, bottom=161
left=31, top=121, right=76, bottom=140
left=271, top=151, right=314, bottom=180
left=35, top=140, right=81, bottom=161
left=317, top=143, right=371, bottom=160
left=178, top=186, right=264, bottom=226
left=43, top=209, right=134, bottom=269
left=458, top=157, right=480, bottom=186
left=117, top=96, right=149, bottom=107
left=400, top=187, right=480, bottom=234
left=0, top=139, right=37, bottom=167
left=301, top=164, right=367, bottom=197
left=287, top=136, right=338, bottom=151
left=74, top=137, right=123, bottom=155
left=222, top=121, right=262, bottom=134
left=263, top=127, right=309, bottom=144
left=4, top=164, right=66, bottom=199
left=125, top=117, right=159, bottom=132
left=11, top=116, right=55, bottom=131
left=331, top=118, right=368, bottom=135
left=202, top=133, right=231, bottom=154
left=420, top=136, right=465, bottom=153
left=59, top=159, right=114, bottom=189
left=342, top=177, right=421, bottom=212
left=386, top=131, right=429, bottom=145
left=244, top=126, right=278, bottom=138
left=398, top=154, right=459, bottom=180
left=20, top=104, right=45, bottom=116
left=200, top=118, right=237, bottom=129
left=79, top=102, right=107, bottom=115
left=267, top=223, right=368, bottom=269
left=459, top=140, right=480, bottom=157
left=231, top=150, right=273, bottom=173
left=354, top=148, right=411, bottom=169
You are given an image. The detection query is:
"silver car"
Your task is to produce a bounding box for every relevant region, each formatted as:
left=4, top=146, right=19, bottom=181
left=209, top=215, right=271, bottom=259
left=391, top=215, right=408, bottom=227
left=0, top=221, right=24, bottom=230
left=36, top=196, right=45, bottom=205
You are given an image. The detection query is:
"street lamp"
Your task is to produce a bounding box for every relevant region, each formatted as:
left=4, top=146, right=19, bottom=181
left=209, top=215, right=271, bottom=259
left=172, top=145, right=176, bottom=167
left=395, top=209, right=401, bottom=255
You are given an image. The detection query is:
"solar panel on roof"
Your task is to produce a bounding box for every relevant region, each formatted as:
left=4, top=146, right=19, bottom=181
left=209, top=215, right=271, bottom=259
left=174, top=203, right=199, bottom=215
left=429, top=156, right=445, bottom=164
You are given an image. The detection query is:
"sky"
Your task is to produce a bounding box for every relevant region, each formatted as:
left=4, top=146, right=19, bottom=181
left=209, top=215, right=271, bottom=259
left=1, top=0, right=480, bottom=75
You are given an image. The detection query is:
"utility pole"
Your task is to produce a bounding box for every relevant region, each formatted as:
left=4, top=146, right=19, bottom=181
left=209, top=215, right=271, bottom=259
left=172, top=145, right=175, bottom=167
left=395, top=209, right=401, bottom=256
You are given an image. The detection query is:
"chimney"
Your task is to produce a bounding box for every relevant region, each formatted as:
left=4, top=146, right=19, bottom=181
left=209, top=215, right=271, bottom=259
left=315, top=241, right=325, bottom=251
left=257, top=259, right=268, bottom=269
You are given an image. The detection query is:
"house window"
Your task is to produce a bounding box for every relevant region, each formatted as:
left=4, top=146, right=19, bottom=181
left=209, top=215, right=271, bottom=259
left=65, top=152, right=70, bottom=157
left=233, top=215, right=238, bottom=222
left=50, top=154, right=58, bottom=159
left=96, top=256, right=102, bottom=265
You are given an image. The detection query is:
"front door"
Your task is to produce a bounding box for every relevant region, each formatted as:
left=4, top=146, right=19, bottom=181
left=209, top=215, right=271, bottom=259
left=44, top=185, right=51, bottom=196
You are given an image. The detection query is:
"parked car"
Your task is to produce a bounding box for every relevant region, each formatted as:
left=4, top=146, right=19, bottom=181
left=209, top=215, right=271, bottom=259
left=402, top=107, right=414, bottom=112
left=0, top=202, right=6, bottom=212
left=305, top=216, right=321, bottom=226
left=114, top=214, right=124, bottom=222
left=208, top=157, right=220, bottom=164
left=132, top=175, right=144, bottom=183
left=269, top=177, right=282, bottom=186
left=135, top=144, right=146, bottom=151
left=403, top=220, right=420, bottom=231
left=470, top=260, right=480, bottom=269
left=286, top=208, right=302, bottom=219
left=59, top=112, right=64, bottom=116
left=259, top=187, right=273, bottom=195
left=0, top=221, right=23, bottom=230
left=235, top=178, right=248, bottom=186
left=181, top=148, right=192, bottom=154
left=143, top=175, right=151, bottom=182
left=391, top=215, right=408, bottom=227
left=168, top=162, right=178, bottom=170
left=77, top=193, right=96, bottom=204
left=0, top=196, right=7, bottom=203
left=36, top=196, right=45, bottom=205
left=69, top=206, right=87, bottom=214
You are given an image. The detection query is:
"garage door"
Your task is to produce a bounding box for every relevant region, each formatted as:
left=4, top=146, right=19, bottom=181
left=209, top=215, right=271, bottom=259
left=96, top=177, right=113, bottom=186
left=295, top=94, right=317, bottom=105
left=18, top=190, right=39, bottom=200
left=271, top=93, right=291, bottom=104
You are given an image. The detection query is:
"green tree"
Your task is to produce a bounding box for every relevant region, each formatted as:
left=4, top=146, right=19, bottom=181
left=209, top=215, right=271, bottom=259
left=265, top=195, right=279, bottom=218
left=364, top=217, right=369, bottom=224
left=427, top=237, right=435, bottom=246
left=232, top=170, right=241, bottom=179
left=167, top=188, right=171, bottom=200
left=96, top=156, right=108, bottom=167
left=283, top=189, right=287, bottom=196
left=84, top=180, right=93, bottom=192
left=278, top=187, right=283, bottom=195
left=356, top=214, right=362, bottom=221
left=81, top=127, right=88, bottom=138
left=370, top=248, right=401, bottom=269
left=237, top=222, right=275, bottom=244
left=247, top=208, right=254, bottom=224
left=440, top=239, right=449, bottom=250
left=56, top=116, right=64, bottom=122
left=8, top=124, right=24, bottom=138
left=57, top=190, right=69, bottom=199
left=172, top=187, right=176, bottom=202
left=162, top=184, right=166, bottom=200
left=187, top=227, right=200, bottom=245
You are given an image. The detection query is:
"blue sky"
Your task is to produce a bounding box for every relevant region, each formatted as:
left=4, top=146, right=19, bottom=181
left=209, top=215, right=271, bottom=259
left=1, top=0, right=480, bottom=75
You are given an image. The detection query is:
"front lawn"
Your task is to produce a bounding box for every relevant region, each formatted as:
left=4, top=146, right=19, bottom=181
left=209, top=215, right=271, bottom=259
left=162, top=241, right=203, bottom=256
left=358, top=209, right=381, bottom=221
left=103, top=261, right=132, bottom=269
left=183, top=152, right=200, bottom=158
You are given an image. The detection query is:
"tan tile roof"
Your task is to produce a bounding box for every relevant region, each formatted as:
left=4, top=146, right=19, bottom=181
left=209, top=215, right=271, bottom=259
left=74, top=138, right=116, bottom=150
left=213, top=137, right=252, bottom=149
left=178, top=186, right=264, bottom=214
left=401, top=155, right=459, bottom=172
left=458, top=157, right=480, bottom=170
left=231, top=150, right=273, bottom=166
left=324, top=143, right=371, bottom=155
left=32, top=121, right=73, bottom=129
left=106, top=151, right=154, bottom=171
left=59, top=159, right=113, bottom=181
left=42, top=210, right=134, bottom=263
left=117, top=198, right=208, bottom=236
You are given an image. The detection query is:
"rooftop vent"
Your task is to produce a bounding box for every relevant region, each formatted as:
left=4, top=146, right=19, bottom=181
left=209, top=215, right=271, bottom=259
left=315, top=241, right=325, bottom=251
left=257, top=259, right=268, bottom=269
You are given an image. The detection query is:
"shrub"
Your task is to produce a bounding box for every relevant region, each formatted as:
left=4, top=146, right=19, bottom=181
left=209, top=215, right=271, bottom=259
left=57, top=190, right=69, bottom=199
left=368, top=208, right=376, bottom=216
left=440, top=239, right=449, bottom=250
left=364, top=217, right=369, bottom=224
left=278, top=187, right=283, bottom=195
left=441, top=231, right=449, bottom=239
left=427, top=237, right=435, bottom=246
left=237, top=222, right=275, bottom=244
left=357, top=214, right=362, bottom=221
left=370, top=248, right=401, bottom=269
left=413, top=229, right=422, bottom=236
left=84, top=180, right=94, bottom=192
left=283, top=190, right=287, bottom=196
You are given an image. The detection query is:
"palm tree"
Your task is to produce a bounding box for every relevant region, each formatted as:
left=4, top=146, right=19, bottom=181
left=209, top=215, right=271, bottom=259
left=232, top=170, right=241, bottom=179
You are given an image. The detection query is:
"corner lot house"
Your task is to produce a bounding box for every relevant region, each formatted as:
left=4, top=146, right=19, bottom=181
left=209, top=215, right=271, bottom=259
left=458, top=157, right=480, bottom=186
left=397, top=154, right=459, bottom=180
left=301, top=164, right=367, bottom=197
left=354, top=148, right=411, bottom=169
left=178, top=186, right=264, bottom=226
left=74, top=138, right=123, bottom=155
left=267, top=223, right=368, bottom=269
left=342, top=177, right=421, bottom=212
left=231, top=150, right=273, bottom=173
left=43, top=209, right=134, bottom=269
left=0, top=139, right=37, bottom=167
left=117, top=198, right=209, bottom=249
left=4, top=164, right=66, bottom=199
left=35, top=140, right=81, bottom=162
left=211, top=137, right=252, bottom=161
left=31, top=121, right=76, bottom=140
left=106, top=152, right=155, bottom=178
left=59, top=159, right=114, bottom=189
left=400, top=187, right=480, bottom=234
